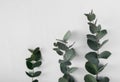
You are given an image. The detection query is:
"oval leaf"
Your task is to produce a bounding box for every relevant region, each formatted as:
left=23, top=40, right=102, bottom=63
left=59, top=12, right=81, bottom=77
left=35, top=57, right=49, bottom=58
left=99, top=51, right=111, bottom=59
left=85, top=52, right=99, bottom=65
left=85, top=62, right=98, bottom=75
left=63, top=31, right=71, bottom=42
left=84, top=74, right=97, bottom=82
left=96, top=30, right=107, bottom=40
left=59, top=77, right=68, bottom=82
left=87, top=39, right=100, bottom=51
left=64, top=48, right=76, bottom=61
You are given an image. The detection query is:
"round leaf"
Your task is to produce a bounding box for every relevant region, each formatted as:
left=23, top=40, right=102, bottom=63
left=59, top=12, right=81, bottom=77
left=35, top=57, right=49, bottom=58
left=85, top=62, right=98, bottom=75
left=85, top=52, right=99, bottom=65
left=84, top=74, right=97, bottom=82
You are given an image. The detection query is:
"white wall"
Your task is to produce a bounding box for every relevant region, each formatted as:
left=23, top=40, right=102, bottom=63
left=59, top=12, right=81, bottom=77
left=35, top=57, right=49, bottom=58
left=0, top=0, right=119, bottom=82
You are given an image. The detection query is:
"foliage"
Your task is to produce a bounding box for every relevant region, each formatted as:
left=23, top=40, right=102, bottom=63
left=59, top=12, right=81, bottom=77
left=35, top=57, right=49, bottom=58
left=26, top=47, right=42, bottom=82
left=84, top=10, right=111, bottom=82
left=53, top=31, right=78, bottom=82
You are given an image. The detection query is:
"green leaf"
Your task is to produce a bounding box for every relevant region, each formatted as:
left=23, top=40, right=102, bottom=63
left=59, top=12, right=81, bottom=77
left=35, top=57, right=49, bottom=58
left=33, top=47, right=42, bottom=61
left=84, top=74, right=97, bottom=82
left=85, top=10, right=96, bottom=21
left=98, top=64, right=107, bottom=72
left=63, top=31, right=71, bottom=42
left=67, top=67, right=78, bottom=73
left=59, top=77, right=68, bottom=82
left=33, top=61, right=42, bottom=68
left=63, top=74, right=75, bottom=82
left=85, top=52, right=99, bottom=65
left=64, top=48, right=76, bottom=61
left=33, top=79, right=38, bottom=82
left=98, top=77, right=109, bottom=82
left=26, top=54, right=35, bottom=61
left=96, top=30, right=107, bottom=40
left=87, top=39, right=100, bottom=51
left=88, top=23, right=97, bottom=34
left=97, top=24, right=101, bottom=32
left=53, top=48, right=63, bottom=55
left=99, top=51, right=111, bottom=59
left=25, top=71, right=33, bottom=77
left=85, top=62, right=98, bottom=75
left=26, top=71, right=41, bottom=77
left=59, top=60, right=71, bottom=65
left=57, top=42, right=68, bottom=50
left=100, top=39, right=108, bottom=47
left=26, top=61, right=33, bottom=70
left=28, top=49, right=34, bottom=53
left=87, top=34, right=97, bottom=41
left=60, top=63, right=68, bottom=74
left=32, top=71, right=41, bottom=77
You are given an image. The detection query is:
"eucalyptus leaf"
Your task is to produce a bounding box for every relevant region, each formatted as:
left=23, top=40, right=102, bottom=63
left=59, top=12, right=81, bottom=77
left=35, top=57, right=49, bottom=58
left=98, top=76, right=109, bottom=82
left=32, top=71, right=41, bottom=77
left=33, top=79, right=38, bottom=82
left=100, top=39, right=108, bottom=47
left=64, top=48, right=76, bottom=61
left=63, top=31, right=71, bottom=42
left=98, top=64, right=107, bottom=72
left=99, top=51, right=111, bottom=59
left=26, top=61, right=33, bottom=70
left=87, top=34, right=97, bottom=41
left=59, top=77, right=68, bottom=82
left=88, top=23, right=97, bottom=34
left=67, top=67, right=78, bottom=73
left=57, top=42, right=68, bottom=50
left=96, top=30, right=107, bottom=40
left=85, top=52, right=99, bottom=65
left=85, top=62, right=98, bottom=75
left=84, top=74, right=97, bottom=82
left=87, top=39, right=100, bottom=51
left=85, top=10, right=96, bottom=21
left=33, top=61, right=42, bottom=68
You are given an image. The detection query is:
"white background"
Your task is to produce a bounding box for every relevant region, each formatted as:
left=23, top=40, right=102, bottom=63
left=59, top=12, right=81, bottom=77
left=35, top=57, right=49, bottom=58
left=0, top=0, right=119, bottom=82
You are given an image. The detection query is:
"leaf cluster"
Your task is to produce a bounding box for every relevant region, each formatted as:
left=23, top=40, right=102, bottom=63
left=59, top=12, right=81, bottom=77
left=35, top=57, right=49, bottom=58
left=84, top=10, right=111, bottom=82
left=26, top=47, right=42, bottom=82
left=53, top=31, right=78, bottom=82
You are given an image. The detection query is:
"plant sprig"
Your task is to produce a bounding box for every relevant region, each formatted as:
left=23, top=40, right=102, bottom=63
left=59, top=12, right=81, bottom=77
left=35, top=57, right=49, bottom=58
left=53, top=31, right=78, bottom=82
left=26, top=47, right=42, bottom=82
left=84, top=10, right=111, bottom=82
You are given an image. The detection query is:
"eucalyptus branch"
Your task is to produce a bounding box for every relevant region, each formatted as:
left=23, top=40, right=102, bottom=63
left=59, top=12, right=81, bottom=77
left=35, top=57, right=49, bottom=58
left=53, top=31, right=78, bottom=82
left=25, top=47, right=42, bottom=82
left=84, top=10, right=111, bottom=82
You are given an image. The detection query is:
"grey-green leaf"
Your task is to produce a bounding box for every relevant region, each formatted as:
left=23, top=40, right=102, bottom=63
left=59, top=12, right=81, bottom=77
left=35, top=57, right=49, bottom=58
left=96, top=30, right=107, bottom=40
left=64, top=48, right=76, bottom=61
left=57, top=42, right=68, bottom=50
left=98, top=64, right=107, bottom=72
left=26, top=61, right=33, bottom=70
left=98, top=77, right=109, bottom=82
left=33, top=79, right=38, bottom=82
left=63, top=31, right=71, bottom=42
left=85, top=52, right=99, bottom=65
left=99, top=51, right=111, bottom=59
left=33, top=71, right=41, bottom=77
left=87, top=39, right=100, bottom=51
left=84, top=74, right=97, bottom=82
left=59, top=77, right=68, bottom=82
left=67, top=67, right=78, bottom=73
left=88, top=23, right=97, bottom=34
left=85, top=62, right=98, bottom=75
left=87, top=34, right=97, bottom=41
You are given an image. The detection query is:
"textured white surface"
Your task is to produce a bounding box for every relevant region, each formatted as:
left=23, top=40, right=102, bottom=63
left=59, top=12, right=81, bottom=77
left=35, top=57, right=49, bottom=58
left=0, top=0, right=118, bottom=82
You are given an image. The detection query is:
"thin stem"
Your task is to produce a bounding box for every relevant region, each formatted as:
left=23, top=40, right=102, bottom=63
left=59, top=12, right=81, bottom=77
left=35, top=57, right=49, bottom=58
left=96, top=50, right=99, bottom=80
left=32, top=69, right=34, bottom=82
